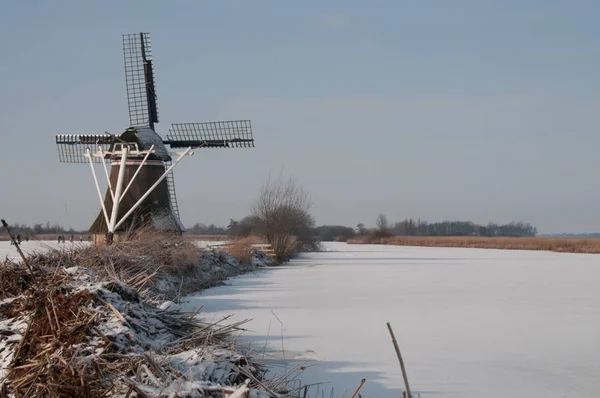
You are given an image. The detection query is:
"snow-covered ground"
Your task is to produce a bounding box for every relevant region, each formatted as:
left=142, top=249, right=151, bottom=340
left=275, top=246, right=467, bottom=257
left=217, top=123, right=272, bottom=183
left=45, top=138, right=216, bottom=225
left=194, top=240, right=227, bottom=249
left=182, top=242, right=600, bottom=398
left=0, top=240, right=91, bottom=261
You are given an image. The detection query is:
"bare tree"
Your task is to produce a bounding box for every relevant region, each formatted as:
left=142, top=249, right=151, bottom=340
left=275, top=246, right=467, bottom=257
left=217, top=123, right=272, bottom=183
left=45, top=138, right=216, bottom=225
left=376, top=213, right=389, bottom=231
left=251, top=174, right=317, bottom=261
left=375, top=213, right=392, bottom=238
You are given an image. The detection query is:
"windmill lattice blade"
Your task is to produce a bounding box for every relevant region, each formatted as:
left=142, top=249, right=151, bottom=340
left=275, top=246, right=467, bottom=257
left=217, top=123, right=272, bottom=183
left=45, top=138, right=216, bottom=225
left=166, top=120, right=254, bottom=148
left=164, top=160, right=181, bottom=221
left=123, top=32, right=158, bottom=128
left=55, top=134, right=113, bottom=163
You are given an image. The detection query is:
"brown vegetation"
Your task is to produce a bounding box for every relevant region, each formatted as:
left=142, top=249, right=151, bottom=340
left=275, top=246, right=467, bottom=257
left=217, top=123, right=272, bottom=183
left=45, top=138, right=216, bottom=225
left=347, top=235, right=600, bottom=253
left=222, top=237, right=262, bottom=264
left=0, top=228, right=299, bottom=397
left=0, top=261, right=263, bottom=397
left=25, top=227, right=200, bottom=289
left=17, top=227, right=253, bottom=302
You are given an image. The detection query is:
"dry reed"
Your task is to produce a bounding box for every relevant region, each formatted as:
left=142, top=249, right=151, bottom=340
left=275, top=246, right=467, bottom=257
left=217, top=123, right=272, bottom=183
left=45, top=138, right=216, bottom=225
left=21, top=226, right=203, bottom=300
left=0, top=264, right=260, bottom=397
left=223, top=237, right=256, bottom=264
left=347, top=235, right=600, bottom=253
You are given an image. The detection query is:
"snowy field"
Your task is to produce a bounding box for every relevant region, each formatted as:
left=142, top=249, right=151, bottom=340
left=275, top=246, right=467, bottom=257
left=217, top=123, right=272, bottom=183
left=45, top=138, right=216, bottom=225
left=0, top=240, right=91, bottom=261
left=182, top=242, right=600, bottom=398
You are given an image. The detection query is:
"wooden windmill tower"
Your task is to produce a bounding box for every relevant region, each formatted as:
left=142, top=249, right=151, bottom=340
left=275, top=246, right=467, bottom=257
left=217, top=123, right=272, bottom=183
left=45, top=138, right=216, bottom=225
left=56, top=32, right=254, bottom=244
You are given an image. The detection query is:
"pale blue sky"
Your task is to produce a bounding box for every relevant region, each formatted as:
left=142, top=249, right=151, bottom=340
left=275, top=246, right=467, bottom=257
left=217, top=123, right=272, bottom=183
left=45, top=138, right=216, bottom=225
left=1, top=1, right=599, bottom=233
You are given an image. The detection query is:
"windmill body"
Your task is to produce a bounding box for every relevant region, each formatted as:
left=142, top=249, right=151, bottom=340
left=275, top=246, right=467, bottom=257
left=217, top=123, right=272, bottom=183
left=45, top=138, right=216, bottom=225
left=56, top=33, right=254, bottom=244
left=87, top=128, right=184, bottom=239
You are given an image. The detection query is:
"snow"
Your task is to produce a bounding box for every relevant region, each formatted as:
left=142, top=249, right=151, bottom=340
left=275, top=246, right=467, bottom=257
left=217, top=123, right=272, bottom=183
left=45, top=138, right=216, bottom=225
left=0, top=312, right=26, bottom=380
left=182, top=242, right=600, bottom=398
left=195, top=240, right=227, bottom=248
left=136, top=127, right=170, bottom=160
left=0, top=265, right=271, bottom=397
left=0, top=240, right=91, bottom=261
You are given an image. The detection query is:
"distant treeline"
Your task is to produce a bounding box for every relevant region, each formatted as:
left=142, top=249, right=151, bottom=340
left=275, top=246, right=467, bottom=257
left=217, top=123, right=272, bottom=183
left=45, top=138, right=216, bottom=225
left=200, top=217, right=539, bottom=241
left=314, top=218, right=538, bottom=241
left=0, top=221, right=85, bottom=236
left=388, top=219, right=537, bottom=237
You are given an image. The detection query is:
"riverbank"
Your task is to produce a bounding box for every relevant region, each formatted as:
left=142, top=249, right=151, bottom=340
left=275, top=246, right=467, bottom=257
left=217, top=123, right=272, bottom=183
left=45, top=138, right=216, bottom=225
left=346, top=235, right=600, bottom=253
left=0, top=234, right=286, bottom=397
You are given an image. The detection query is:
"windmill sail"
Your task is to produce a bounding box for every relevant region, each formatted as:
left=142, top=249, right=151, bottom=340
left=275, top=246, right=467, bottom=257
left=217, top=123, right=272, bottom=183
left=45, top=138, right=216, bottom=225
left=163, top=160, right=181, bottom=221
left=56, top=134, right=114, bottom=163
left=123, top=32, right=159, bottom=129
left=166, top=120, right=254, bottom=148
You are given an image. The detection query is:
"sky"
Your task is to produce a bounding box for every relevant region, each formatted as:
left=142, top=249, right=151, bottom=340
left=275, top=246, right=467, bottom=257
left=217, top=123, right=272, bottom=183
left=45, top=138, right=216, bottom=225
left=1, top=1, right=599, bottom=234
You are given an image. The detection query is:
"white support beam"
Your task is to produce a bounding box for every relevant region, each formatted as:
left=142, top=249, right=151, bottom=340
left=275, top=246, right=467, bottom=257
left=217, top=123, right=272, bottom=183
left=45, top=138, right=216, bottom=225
left=84, top=148, right=110, bottom=227
left=98, top=146, right=115, bottom=201
left=167, top=151, right=196, bottom=157
left=107, top=145, right=129, bottom=234
left=114, top=147, right=193, bottom=231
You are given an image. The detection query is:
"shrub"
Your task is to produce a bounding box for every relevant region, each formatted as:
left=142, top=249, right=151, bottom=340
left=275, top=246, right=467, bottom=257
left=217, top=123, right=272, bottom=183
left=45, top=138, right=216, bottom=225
left=251, top=174, right=316, bottom=262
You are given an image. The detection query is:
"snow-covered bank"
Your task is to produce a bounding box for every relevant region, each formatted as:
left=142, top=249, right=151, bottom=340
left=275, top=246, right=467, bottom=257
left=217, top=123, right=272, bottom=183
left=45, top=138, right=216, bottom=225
left=0, top=240, right=274, bottom=301
left=0, top=267, right=268, bottom=397
left=0, top=238, right=281, bottom=397
left=183, top=242, right=600, bottom=398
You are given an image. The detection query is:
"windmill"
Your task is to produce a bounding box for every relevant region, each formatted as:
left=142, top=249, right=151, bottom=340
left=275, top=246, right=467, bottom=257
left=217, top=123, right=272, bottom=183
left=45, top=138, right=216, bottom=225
left=56, top=32, right=254, bottom=244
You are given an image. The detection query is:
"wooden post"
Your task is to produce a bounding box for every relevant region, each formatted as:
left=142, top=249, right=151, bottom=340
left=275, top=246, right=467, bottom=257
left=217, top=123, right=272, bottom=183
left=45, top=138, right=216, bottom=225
left=387, top=322, right=412, bottom=398
left=1, top=219, right=38, bottom=287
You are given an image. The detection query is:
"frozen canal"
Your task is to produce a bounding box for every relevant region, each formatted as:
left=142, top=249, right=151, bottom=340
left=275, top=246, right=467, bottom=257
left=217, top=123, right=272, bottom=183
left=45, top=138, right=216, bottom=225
left=0, top=240, right=90, bottom=261
left=183, top=242, right=600, bottom=398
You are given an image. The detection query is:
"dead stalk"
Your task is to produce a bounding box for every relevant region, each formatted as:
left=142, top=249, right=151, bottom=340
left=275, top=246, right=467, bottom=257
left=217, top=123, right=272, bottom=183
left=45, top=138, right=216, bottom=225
left=387, top=322, right=412, bottom=398
left=349, top=378, right=366, bottom=398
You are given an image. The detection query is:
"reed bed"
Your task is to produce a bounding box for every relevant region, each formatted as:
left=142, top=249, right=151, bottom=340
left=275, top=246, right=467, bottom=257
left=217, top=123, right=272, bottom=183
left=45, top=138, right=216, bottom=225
left=220, top=237, right=271, bottom=265
left=0, top=229, right=299, bottom=397
left=347, top=235, right=600, bottom=253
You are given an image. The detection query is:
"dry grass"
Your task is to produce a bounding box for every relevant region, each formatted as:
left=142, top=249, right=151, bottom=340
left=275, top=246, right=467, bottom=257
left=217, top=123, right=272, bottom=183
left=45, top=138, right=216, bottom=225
left=0, top=228, right=298, bottom=397
left=236, top=235, right=267, bottom=245
left=223, top=238, right=254, bottom=264
left=347, top=235, right=600, bottom=254
left=221, top=236, right=268, bottom=264
left=19, top=226, right=202, bottom=301
left=0, top=260, right=259, bottom=397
